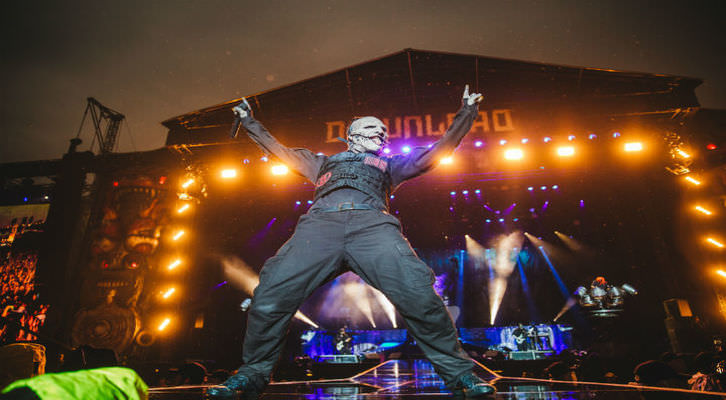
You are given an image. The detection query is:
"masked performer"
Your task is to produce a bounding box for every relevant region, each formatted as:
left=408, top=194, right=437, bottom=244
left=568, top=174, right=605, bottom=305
left=208, top=86, right=495, bottom=399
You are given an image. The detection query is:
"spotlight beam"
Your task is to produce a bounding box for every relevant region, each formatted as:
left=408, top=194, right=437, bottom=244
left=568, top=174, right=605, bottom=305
left=517, top=256, right=539, bottom=321
left=343, top=282, right=377, bottom=328
left=553, top=297, right=578, bottom=322
left=468, top=233, right=523, bottom=325
left=370, top=287, right=397, bottom=328
left=221, top=255, right=320, bottom=328
left=536, top=245, right=570, bottom=300
left=554, top=231, right=587, bottom=253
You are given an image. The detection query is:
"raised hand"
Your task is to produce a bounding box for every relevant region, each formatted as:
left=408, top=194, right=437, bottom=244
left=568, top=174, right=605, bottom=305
left=232, top=98, right=252, bottom=119
left=462, top=84, right=483, bottom=106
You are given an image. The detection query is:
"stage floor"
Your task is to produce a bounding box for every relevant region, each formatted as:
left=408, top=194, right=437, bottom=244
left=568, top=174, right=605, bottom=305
left=149, top=359, right=725, bottom=399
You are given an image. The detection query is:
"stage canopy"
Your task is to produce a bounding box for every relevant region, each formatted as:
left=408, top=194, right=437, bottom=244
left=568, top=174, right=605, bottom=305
left=162, top=48, right=702, bottom=154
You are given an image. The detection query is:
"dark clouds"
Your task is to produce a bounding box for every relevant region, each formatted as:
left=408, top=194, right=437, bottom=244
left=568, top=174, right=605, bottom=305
left=2, top=0, right=724, bottom=162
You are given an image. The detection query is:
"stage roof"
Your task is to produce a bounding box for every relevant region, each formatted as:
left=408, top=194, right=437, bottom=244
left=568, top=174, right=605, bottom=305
left=162, top=48, right=702, bottom=153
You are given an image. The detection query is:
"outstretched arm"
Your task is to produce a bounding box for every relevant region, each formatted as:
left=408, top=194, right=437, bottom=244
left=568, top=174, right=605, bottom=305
left=232, top=99, right=324, bottom=182
left=391, top=85, right=483, bottom=184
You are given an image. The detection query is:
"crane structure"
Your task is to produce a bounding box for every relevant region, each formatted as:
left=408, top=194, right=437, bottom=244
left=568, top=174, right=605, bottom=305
left=79, top=97, right=126, bottom=154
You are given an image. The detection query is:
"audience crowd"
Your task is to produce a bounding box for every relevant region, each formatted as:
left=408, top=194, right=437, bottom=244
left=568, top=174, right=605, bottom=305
left=530, top=348, right=726, bottom=394
left=0, top=252, right=49, bottom=344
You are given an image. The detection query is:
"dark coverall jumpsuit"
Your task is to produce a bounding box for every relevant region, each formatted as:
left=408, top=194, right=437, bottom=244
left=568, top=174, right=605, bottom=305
left=236, top=102, right=480, bottom=390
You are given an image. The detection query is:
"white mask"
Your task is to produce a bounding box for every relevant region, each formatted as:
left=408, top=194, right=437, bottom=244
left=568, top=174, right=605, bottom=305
left=347, top=116, right=388, bottom=154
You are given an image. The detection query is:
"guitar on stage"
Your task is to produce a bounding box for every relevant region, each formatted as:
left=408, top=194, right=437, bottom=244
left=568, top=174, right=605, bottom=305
left=512, top=323, right=533, bottom=351
left=335, top=326, right=353, bottom=354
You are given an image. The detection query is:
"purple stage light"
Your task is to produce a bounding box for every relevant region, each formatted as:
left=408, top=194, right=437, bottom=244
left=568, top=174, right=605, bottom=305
left=498, top=218, right=504, bottom=222
left=433, top=273, right=449, bottom=297
left=613, top=132, right=621, bottom=138
left=475, top=189, right=481, bottom=194
left=483, top=204, right=493, bottom=212
left=462, top=190, right=469, bottom=195
left=541, top=186, right=547, bottom=190
left=390, top=195, right=395, bottom=199
left=243, top=159, right=250, bottom=164
left=580, top=200, right=585, bottom=208
left=383, top=148, right=391, bottom=154
left=529, top=208, right=535, bottom=212
left=402, top=145, right=411, bottom=153
left=295, top=201, right=301, bottom=205
left=552, top=185, right=559, bottom=189
left=528, top=186, right=534, bottom=191
left=589, top=134, right=597, bottom=140
left=450, top=191, right=456, bottom=196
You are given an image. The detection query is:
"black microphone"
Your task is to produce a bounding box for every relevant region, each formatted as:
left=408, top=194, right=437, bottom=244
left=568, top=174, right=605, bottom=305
left=230, top=99, right=251, bottom=139
left=230, top=116, right=242, bottom=138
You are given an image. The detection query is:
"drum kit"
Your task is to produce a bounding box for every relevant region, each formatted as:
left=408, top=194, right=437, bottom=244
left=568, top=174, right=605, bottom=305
left=575, top=279, right=638, bottom=317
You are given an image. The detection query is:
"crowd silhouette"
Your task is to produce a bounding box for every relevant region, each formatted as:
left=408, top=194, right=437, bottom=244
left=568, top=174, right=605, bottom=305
left=1, top=252, right=49, bottom=343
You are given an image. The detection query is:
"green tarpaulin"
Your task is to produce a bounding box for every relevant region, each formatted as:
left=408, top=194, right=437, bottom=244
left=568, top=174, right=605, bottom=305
left=2, top=367, right=147, bottom=400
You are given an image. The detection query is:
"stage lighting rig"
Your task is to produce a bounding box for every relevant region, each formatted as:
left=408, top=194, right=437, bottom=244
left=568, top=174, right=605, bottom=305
left=664, top=132, right=694, bottom=176
left=176, top=165, right=208, bottom=211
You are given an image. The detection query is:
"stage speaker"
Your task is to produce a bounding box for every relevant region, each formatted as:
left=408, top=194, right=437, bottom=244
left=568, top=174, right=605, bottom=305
left=663, top=299, right=703, bottom=353
left=663, top=298, right=693, bottom=318
left=318, top=354, right=361, bottom=364
left=510, top=351, right=536, bottom=360
left=62, top=345, right=118, bottom=371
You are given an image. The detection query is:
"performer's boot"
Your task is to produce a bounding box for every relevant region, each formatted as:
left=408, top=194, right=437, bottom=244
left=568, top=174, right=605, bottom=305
left=450, top=372, right=496, bottom=397
left=206, top=373, right=260, bottom=400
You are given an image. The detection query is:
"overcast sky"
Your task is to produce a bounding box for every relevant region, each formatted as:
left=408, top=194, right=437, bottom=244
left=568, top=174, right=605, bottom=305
left=1, top=0, right=724, bottom=163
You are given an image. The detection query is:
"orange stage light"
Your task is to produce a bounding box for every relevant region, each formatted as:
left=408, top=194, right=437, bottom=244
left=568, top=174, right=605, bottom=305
left=168, top=259, right=182, bottom=270
left=158, top=318, right=171, bottom=331
left=172, top=230, right=185, bottom=241
left=221, top=169, right=238, bottom=178
left=271, top=165, right=289, bottom=175
left=556, top=146, right=575, bottom=157
left=684, top=176, right=701, bottom=186
left=624, top=142, right=643, bottom=152
left=676, top=149, right=691, bottom=158
left=504, top=148, right=524, bottom=160
left=695, top=206, right=713, bottom=216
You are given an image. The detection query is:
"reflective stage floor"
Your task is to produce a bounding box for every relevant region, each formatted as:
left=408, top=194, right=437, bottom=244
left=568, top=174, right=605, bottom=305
left=149, top=359, right=726, bottom=399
